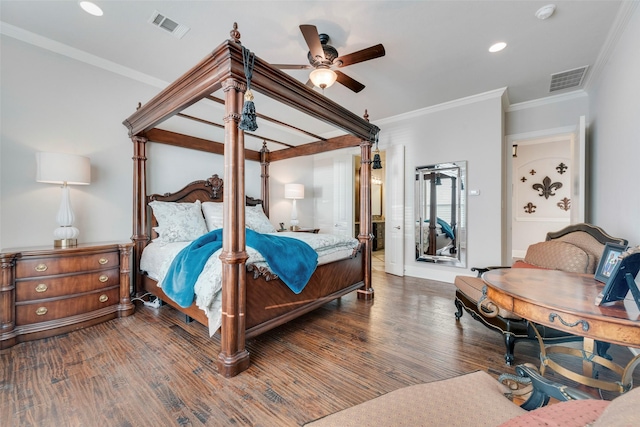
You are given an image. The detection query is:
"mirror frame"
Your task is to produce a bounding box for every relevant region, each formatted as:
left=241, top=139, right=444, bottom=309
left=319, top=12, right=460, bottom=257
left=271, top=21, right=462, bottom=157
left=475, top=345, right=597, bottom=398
left=415, top=161, right=467, bottom=267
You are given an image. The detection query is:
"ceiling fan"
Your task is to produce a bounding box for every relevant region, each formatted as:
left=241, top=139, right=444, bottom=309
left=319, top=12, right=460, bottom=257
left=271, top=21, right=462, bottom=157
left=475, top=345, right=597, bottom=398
left=272, top=24, right=386, bottom=93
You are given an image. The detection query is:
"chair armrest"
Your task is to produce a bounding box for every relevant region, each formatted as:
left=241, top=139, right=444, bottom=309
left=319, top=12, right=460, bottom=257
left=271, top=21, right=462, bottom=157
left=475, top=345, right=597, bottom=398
left=471, top=266, right=511, bottom=277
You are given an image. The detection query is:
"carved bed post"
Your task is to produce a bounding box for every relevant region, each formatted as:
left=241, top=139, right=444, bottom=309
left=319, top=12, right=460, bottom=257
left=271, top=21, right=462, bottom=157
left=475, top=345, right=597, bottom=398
left=217, top=77, right=251, bottom=377
left=260, top=141, right=270, bottom=217
left=357, top=112, right=374, bottom=300
left=131, top=135, right=148, bottom=294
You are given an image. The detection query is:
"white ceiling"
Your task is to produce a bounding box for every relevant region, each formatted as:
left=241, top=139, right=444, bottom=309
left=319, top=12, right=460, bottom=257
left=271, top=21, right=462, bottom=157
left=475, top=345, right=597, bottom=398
left=0, top=1, right=629, bottom=149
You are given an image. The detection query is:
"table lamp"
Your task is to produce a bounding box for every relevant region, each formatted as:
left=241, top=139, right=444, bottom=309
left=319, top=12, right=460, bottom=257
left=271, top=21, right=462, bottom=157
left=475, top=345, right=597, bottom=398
left=284, top=183, right=304, bottom=231
left=36, top=152, right=91, bottom=247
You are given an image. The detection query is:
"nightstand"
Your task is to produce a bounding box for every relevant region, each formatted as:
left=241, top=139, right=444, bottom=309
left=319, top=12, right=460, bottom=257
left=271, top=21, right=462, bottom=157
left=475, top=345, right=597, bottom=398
left=0, top=242, right=135, bottom=349
left=278, top=228, right=320, bottom=233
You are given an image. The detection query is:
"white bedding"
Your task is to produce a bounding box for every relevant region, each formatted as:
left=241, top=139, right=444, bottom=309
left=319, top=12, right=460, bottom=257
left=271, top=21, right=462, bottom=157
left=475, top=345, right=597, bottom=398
left=140, top=232, right=359, bottom=336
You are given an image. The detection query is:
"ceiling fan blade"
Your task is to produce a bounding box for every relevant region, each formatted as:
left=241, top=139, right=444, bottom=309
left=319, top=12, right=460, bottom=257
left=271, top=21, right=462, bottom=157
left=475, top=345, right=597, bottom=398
left=271, top=64, right=312, bottom=70
left=335, top=70, right=365, bottom=93
left=305, top=79, right=314, bottom=88
left=299, top=24, right=325, bottom=61
left=336, top=44, right=385, bottom=67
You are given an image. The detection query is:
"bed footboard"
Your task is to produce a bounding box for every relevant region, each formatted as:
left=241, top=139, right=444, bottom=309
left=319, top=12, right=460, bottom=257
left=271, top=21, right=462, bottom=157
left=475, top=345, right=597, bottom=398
left=139, top=251, right=364, bottom=337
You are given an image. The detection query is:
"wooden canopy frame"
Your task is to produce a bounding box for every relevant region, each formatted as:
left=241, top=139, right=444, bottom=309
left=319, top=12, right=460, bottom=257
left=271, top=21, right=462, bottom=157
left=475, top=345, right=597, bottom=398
left=123, top=24, right=379, bottom=377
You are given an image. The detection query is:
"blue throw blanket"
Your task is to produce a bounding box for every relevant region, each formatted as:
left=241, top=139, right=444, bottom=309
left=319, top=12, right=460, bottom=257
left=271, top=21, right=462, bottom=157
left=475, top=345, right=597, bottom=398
left=161, top=229, right=319, bottom=307
left=425, top=218, right=455, bottom=240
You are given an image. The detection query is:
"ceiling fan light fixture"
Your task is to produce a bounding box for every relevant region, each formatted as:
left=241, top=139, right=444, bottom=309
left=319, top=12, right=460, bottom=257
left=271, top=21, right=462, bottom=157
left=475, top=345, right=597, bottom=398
left=309, top=68, right=337, bottom=89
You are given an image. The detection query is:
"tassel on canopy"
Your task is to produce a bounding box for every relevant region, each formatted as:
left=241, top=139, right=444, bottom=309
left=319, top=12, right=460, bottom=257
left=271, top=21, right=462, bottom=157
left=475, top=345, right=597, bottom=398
left=371, top=125, right=382, bottom=170
left=239, top=45, right=258, bottom=131
left=372, top=150, right=382, bottom=170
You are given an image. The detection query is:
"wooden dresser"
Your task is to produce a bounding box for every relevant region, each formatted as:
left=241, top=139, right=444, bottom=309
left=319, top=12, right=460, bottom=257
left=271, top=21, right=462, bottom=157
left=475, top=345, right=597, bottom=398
left=0, top=242, right=135, bottom=349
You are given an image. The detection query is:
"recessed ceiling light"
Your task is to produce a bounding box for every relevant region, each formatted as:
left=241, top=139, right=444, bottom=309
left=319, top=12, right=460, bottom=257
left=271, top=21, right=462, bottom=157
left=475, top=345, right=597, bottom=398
left=535, top=4, right=556, bottom=20
left=489, top=42, right=507, bottom=53
left=79, top=1, right=103, bottom=17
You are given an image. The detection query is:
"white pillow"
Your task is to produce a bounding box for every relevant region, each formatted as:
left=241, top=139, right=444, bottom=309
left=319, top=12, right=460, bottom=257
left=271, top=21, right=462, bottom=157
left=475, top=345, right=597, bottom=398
left=202, top=201, right=224, bottom=231
left=202, top=202, right=276, bottom=234
left=149, top=200, right=208, bottom=243
left=246, top=205, right=276, bottom=233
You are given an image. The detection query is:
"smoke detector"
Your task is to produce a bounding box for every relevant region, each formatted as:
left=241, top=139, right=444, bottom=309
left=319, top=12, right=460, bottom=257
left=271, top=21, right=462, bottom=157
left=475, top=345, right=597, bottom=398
left=550, top=66, right=588, bottom=92
left=148, top=11, right=190, bottom=39
left=535, top=4, right=556, bottom=20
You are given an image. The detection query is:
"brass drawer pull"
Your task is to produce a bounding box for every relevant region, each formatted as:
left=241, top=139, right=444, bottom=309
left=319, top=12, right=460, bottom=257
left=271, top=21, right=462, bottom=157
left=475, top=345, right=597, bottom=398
left=98, top=258, right=109, bottom=265
left=35, top=264, right=48, bottom=272
left=99, top=275, right=109, bottom=283
left=36, top=306, right=48, bottom=316
left=99, top=294, right=109, bottom=303
left=35, top=283, right=48, bottom=293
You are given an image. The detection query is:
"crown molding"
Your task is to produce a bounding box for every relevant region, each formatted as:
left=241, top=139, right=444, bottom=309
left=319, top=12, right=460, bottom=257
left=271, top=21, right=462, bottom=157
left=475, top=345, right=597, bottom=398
left=506, top=90, right=588, bottom=112
left=376, top=87, right=508, bottom=126
left=1, top=21, right=168, bottom=89
left=583, top=0, right=639, bottom=93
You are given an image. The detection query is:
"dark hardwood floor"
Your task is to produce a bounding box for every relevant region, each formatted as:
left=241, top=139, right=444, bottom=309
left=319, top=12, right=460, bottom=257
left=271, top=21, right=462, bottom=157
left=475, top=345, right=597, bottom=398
left=2, top=268, right=638, bottom=426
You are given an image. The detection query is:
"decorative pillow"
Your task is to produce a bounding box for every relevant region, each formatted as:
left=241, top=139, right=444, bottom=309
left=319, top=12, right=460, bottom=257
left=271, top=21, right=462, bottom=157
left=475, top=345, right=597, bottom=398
left=524, top=240, right=591, bottom=273
left=202, top=201, right=223, bottom=231
left=149, top=200, right=208, bottom=243
left=557, top=231, right=603, bottom=273
left=245, top=205, right=276, bottom=233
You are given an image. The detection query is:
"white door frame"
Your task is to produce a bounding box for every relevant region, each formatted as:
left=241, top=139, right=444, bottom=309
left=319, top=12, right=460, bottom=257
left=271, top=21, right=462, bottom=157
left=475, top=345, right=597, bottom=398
left=385, top=144, right=405, bottom=276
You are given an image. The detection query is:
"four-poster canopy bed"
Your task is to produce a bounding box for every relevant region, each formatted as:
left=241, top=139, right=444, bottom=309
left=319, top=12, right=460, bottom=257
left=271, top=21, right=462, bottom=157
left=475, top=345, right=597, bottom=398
left=122, top=24, right=380, bottom=377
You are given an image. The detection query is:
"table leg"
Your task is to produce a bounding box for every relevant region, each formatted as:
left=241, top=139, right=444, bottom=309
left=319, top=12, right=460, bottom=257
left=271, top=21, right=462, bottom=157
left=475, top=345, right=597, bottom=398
left=582, top=338, right=595, bottom=378
left=529, top=321, right=631, bottom=394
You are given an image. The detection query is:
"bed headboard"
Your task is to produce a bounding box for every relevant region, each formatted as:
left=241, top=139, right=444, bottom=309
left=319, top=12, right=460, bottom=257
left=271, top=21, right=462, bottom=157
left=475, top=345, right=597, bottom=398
left=146, top=174, right=263, bottom=239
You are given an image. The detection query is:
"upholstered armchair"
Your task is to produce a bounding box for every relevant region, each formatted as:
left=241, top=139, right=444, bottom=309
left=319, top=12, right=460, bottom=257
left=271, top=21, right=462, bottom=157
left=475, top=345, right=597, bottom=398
left=454, top=223, right=628, bottom=365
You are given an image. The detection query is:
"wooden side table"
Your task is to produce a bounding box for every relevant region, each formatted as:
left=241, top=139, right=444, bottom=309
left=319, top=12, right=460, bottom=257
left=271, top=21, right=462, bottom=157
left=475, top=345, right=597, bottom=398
left=482, top=268, right=640, bottom=396
left=278, top=228, right=320, bottom=233
left=0, top=242, right=135, bottom=349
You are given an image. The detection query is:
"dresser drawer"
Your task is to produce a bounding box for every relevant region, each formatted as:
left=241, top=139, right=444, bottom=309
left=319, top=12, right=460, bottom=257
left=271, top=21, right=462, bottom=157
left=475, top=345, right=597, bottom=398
left=16, top=268, right=120, bottom=301
left=16, top=251, right=119, bottom=278
left=15, top=287, right=120, bottom=325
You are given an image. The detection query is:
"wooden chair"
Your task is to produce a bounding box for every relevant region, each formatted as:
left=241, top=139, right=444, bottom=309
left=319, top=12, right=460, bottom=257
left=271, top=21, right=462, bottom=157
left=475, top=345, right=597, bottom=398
left=454, top=223, right=628, bottom=365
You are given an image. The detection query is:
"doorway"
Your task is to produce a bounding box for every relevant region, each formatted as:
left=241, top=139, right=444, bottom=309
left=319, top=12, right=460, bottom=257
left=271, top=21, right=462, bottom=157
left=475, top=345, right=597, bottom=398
left=508, top=120, right=585, bottom=261
left=355, top=151, right=386, bottom=255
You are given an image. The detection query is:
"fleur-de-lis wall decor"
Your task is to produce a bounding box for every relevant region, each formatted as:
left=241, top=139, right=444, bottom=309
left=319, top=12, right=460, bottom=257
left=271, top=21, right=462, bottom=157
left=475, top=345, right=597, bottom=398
left=524, top=202, right=536, bottom=214
left=532, top=176, right=563, bottom=199
left=521, top=176, right=527, bottom=182
left=557, top=197, right=571, bottom=211
left=556, top=163, right=568, bottom=174
left=530, top=169, right=537, bottom=175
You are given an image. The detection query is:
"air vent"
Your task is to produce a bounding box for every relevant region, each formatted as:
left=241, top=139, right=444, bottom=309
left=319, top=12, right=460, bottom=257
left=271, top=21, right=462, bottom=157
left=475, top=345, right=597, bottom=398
left=148, top=10, right=190, bottom=39
left=549, top=66, right=588, bottom=92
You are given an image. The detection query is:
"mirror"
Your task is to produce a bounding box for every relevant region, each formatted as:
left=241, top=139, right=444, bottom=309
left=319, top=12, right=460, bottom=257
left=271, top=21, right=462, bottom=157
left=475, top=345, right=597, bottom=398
left=415, top=161, right=467, bottom=267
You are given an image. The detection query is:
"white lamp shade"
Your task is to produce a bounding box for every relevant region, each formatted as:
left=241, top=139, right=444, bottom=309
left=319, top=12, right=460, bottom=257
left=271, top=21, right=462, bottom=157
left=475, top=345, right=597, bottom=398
left=36, top=152, right=91, bottom=185
left=284, top=183, right=304, bottom=199
left=309, top=68, right=337, bottom=89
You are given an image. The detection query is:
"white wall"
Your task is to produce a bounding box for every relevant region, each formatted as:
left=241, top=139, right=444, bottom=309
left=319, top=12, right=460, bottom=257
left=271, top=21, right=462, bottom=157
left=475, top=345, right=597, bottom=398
left=505, top=93, right=589, bottom=136
left=269, top=155, right=316, bottom=230
left=1, top=35, right=152, bottom=248
left=377, top=90, right=506, bottom=283
left=0, top=35, right=262, bottom=249
left=588, top=4, right=640, bottom=246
